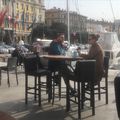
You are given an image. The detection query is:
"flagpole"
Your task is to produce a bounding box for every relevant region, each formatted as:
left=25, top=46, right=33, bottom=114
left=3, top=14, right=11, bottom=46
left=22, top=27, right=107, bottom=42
left=67, top=0, right=70, bottom=44
left=12, top=0, right=14, bottom=43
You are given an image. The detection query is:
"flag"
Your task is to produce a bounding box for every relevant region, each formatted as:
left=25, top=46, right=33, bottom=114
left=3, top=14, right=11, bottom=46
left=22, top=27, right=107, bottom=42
left=21, top=11, right=25, bottom=30
left=0, top=6, right=8, bottom=26
left=27, top=16, right=36, bottom=30
left=14, top=20, right=17, bottom=29
left=5, top=17, right=9, bottom=27
left=0, top=11, right=3, bottom=17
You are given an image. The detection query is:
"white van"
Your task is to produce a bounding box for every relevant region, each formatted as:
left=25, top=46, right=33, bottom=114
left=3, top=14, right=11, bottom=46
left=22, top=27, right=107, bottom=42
left=98, top=32, right=120, bottom=66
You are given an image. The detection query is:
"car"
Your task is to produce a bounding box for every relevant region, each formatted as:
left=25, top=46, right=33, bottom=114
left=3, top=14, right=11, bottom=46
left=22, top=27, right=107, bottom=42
left=0, top=45, right=9, bottom=54
left=0, top=42, right=15, bottom=54
left=3, top=44, right=15, bottom=53
left=18, top=45, right=29, bottom=53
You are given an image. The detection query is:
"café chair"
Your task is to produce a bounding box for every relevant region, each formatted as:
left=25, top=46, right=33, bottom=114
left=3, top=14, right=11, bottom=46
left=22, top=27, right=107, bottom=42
left=23, top=55, right=51, bottom=106
left=51, top=70, right=61, bottom=104
left=97, top=56, right=109, bottom=104
left=114, top=73, right=120, bottom=119
left=85, top=56, right=109, bottom=104
left=61, top=60, right=96, bottom=119
left=0, top=57, right=18, bottom=87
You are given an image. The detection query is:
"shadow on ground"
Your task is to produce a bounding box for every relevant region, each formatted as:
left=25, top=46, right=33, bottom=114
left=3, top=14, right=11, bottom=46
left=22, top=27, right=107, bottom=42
left=0, top=99, right=65, bottom=120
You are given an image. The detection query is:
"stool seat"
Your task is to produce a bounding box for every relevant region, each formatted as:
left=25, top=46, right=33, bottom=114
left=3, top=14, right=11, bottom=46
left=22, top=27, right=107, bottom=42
left=27, top=69, right=50, bottom=76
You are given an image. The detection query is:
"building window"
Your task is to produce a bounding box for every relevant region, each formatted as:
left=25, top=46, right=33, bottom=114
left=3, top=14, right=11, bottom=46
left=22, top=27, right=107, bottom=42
left=26, top=5, right=28, bottom=11
left=52, top=14, right=54, bottom=17
left=31, top=6, right=33, bottom=12
left=16, top=12, right=19, bottom=19
left=17, top=3, right=19, bottom=9
left=31, top=15, right=34, bottom=21
left=26, top=13, right=29, bottom=21
left=21, top=4, right=24, bottom=10
left=39, top=9, right=41, bottom=13
left=2, top=0, right=7, bottom=5
left=39, top=15, right=41, bottom=22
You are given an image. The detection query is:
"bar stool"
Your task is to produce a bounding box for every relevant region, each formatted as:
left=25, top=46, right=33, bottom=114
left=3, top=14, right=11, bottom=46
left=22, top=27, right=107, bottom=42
left=84, top=56, right=109, bottom=104
left=61, top=60, right=96, bottom=119
left=97, top=56, right=109, bottom=104
left=51, top=70, right=61, bottom=104
left=24, top=55, right=51, bottom=106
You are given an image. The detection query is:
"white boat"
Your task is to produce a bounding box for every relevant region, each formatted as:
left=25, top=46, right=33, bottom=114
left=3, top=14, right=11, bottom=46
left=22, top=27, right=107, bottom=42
left=98, top=32, right=120, bottom=68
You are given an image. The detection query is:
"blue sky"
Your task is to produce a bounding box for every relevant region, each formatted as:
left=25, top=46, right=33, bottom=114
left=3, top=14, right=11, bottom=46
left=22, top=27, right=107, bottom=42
left=45, top=0, right=120, bottom=22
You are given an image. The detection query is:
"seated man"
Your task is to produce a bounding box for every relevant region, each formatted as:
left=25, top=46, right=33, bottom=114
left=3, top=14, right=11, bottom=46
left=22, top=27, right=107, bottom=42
left=48, top=33, right=66, bottom=71
left=48, top=32, right=75, bottom=93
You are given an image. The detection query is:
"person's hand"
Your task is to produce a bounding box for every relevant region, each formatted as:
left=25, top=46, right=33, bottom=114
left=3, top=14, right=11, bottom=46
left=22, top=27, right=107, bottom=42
left=76, top=47, right=81, bottom=56
left=76, top=47, right=81, bottom=51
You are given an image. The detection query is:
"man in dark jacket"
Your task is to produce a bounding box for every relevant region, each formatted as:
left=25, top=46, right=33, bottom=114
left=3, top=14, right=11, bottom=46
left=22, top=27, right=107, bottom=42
left=48, top=33, right=66, bottom=71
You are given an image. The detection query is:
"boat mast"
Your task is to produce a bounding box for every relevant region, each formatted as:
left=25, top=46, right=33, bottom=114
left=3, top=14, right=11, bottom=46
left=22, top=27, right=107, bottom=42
left=67, top=0, right=70, bottom=44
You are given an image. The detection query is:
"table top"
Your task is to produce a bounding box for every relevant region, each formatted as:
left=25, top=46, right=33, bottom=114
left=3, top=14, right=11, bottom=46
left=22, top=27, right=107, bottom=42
left=41, top=55, right=83, bottom=61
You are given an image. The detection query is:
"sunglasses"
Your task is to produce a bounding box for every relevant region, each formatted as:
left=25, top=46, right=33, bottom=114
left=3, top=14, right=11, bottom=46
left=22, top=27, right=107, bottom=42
left=60, top=36, right=64, bottom=39
left=88, top=38, right=93, bottom=41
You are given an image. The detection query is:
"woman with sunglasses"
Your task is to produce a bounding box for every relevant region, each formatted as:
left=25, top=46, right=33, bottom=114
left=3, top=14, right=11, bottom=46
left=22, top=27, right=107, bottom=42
left=77, top=34, right=104, bottom=85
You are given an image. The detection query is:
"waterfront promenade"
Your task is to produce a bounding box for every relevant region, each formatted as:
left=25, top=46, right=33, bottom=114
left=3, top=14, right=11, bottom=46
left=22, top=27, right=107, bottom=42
left=0, top=66, right=119, bottom=120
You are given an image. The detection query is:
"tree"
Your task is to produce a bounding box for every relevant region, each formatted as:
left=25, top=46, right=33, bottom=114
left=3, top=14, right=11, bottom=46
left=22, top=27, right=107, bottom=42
left=50, top=22, right=67, bottom=36
left=30, top=23, right=51, bottom=43
left=29, top=22, right=68, bottom=43
left=75, top=32, right=88, bottom=44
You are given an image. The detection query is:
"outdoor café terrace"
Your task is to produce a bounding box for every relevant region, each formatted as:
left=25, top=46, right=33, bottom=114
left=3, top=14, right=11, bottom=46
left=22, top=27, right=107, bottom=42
left=0, top=59, right=119, bottom=120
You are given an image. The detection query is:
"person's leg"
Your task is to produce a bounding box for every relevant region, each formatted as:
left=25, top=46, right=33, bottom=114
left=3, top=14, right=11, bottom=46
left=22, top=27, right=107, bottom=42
left=60, top=64, right=77, bottom=95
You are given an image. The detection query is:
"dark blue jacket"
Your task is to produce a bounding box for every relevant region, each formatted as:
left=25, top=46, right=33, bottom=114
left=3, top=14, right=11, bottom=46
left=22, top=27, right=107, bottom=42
left=48, top=41, right=65, bottom=71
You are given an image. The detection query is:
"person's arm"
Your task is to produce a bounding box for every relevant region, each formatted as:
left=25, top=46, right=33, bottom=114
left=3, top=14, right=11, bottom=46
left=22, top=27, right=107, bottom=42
left=79, top=45, right=98, bottom=59
left=49, top=42, right=61, bottom=55
left=54, top=44, right=61, bottom=55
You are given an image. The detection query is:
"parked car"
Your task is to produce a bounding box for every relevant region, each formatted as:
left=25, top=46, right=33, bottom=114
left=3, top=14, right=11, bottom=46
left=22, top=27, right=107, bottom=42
left=0, top=45, right=9, bottom=54
left=18, top=45, right=29, bottom=53
left=2, top=44, right=15, bottom=53
left=0, top=42, right=15, bottom=54
left=98, top=32, right=120, bottom=66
